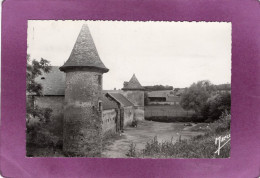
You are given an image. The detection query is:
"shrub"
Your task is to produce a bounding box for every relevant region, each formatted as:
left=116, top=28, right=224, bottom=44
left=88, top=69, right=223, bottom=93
left=131, top=120, right=138, bottom=127
left=26, top=108, right=65, bottom=157
left=211, top=111, right=231, bottom=134
left=126, top=142, right=137, bottom=157
left=145, top=116, right=204, bottom=123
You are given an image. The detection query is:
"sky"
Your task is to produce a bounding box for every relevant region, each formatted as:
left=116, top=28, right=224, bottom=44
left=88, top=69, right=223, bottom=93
left=27, top=20, right=231, bottom=90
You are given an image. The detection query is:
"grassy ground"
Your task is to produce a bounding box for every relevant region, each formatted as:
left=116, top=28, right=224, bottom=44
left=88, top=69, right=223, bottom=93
left=126, top=114, right=231, bottom=158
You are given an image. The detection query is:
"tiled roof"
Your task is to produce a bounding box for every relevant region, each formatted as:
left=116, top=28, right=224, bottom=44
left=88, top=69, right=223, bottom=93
left=106, top=93, right=134, bottom=107
left=101, top=94, right=118, bottom=110
left=60, top=24, right=109, bottom=73
left=122, top=74, right=144, bottom=90
left=35, top=66, right=66, bottom=95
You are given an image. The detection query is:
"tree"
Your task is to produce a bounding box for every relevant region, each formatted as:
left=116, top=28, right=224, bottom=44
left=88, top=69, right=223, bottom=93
left=180, top=80, right=216, bottom=115
left=26, top=55, right=52, bottom=123
left=204, top=92, right=231, bottom=121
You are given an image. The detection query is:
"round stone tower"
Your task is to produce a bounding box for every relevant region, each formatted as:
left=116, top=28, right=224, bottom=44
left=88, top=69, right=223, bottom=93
left=60, top=24, right=109, bottom=157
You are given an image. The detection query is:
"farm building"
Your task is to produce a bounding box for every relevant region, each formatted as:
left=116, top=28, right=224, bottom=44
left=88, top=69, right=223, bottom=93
left=147, top=90, right=182, bottom=105
left=28, top=24, right=144, bottom=156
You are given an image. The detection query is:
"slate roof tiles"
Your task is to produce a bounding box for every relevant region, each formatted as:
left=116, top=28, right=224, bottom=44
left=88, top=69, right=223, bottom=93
left=60, top=24, right=109, bottom=73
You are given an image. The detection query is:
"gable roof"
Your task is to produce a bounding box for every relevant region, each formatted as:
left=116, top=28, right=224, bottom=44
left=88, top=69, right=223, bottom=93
left=106, top=93, right=134, bottom=107
left=122, top=74, right=144, bottom=90
left=101, top=94, right=118, bottom=110
left=60, top=24, right=109, bottom=73
left=35, top=66, right=66, bottom=95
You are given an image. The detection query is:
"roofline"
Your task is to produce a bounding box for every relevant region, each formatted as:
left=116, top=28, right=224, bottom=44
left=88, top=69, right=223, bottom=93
left=105, top=93, right=134, bottom=107
left=118, top=93, right=135, bottom=106
left=27, top=94, right=65, bottom=97
left=59, top=65, right=109, bottom=73
left=105, top=93, right=122, bottom=107
left=122, top=88, right=145, bottom=91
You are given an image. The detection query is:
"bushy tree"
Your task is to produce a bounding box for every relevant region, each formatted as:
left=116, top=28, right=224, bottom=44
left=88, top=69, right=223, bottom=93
left=26, top=55, right=53, bottom=146
left=27, top=55, right=51, bottom=95
left=26, top=55, right=52, bottom=121
left=203, top=93, right=231, bottom=121
left=180, top=80, right=216, bottom=114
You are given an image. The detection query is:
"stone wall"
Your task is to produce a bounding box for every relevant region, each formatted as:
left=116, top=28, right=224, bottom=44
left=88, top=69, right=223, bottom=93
left=102, top=109, right=117, bottom=134
left=134, top=106, right=145, bottom=121
left=123, top=106, right=134, bottom=126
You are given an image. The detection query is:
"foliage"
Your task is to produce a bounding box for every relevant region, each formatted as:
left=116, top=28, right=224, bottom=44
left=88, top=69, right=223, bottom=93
left=145, top=116, right=204, bottom=123
left=126, top=142, right=137, bottom=157
left=211, top=111, right=231, bottom=133
left=180, top=80, right=216, bottom=114
left=144, top=85, right=173, bottom=91
left=26, top=55, right=52, bottom=117
left=215, top=83, right=231, bottom=90
left=27, top=55, right=52, bottom=95
left=26, top=55, right=54, bottom=152
left=202, top=93, right=231, bottom=121
left=131, top=120, right=138, bottom=127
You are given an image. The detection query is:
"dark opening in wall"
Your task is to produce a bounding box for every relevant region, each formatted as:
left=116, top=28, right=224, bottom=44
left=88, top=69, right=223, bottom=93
left=92, top=105, right=95, bottom=114
left=98, top=75, right=102, bottom=85
left=98, top=101, right=102, bottom=112
left=41, top=77, right=45, bottom=80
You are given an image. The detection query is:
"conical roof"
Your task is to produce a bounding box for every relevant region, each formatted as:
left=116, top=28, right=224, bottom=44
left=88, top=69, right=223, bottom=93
left=60, top=24, right=109, bottom=73
left=122, top=74, right=144, bottom=90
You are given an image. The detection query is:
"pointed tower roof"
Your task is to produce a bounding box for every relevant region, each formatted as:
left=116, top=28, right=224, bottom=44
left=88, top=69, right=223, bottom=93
left=60, top=24, right=109, bottom=73
left=122, top=74, right=144, bottom=90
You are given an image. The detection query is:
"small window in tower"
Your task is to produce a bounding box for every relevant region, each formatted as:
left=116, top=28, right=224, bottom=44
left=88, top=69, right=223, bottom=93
left=92, top=105, right=95, bottom=114
left=98, top=101, right=102, bottom=112
left=41, top=77, right=45, bottom=80
left=98, top=75, right=102, bottom=85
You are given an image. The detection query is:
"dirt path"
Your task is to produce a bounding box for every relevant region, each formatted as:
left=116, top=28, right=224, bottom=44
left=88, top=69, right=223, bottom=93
left=102, top=120, right=204, bottom=158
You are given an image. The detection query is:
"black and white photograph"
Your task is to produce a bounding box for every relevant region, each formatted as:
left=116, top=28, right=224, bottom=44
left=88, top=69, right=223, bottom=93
left=26, top=20, right=231, bottom=158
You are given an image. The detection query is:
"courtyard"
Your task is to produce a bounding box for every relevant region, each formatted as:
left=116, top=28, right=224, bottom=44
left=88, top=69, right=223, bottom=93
left=102, top=120, right=206, bottom=158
